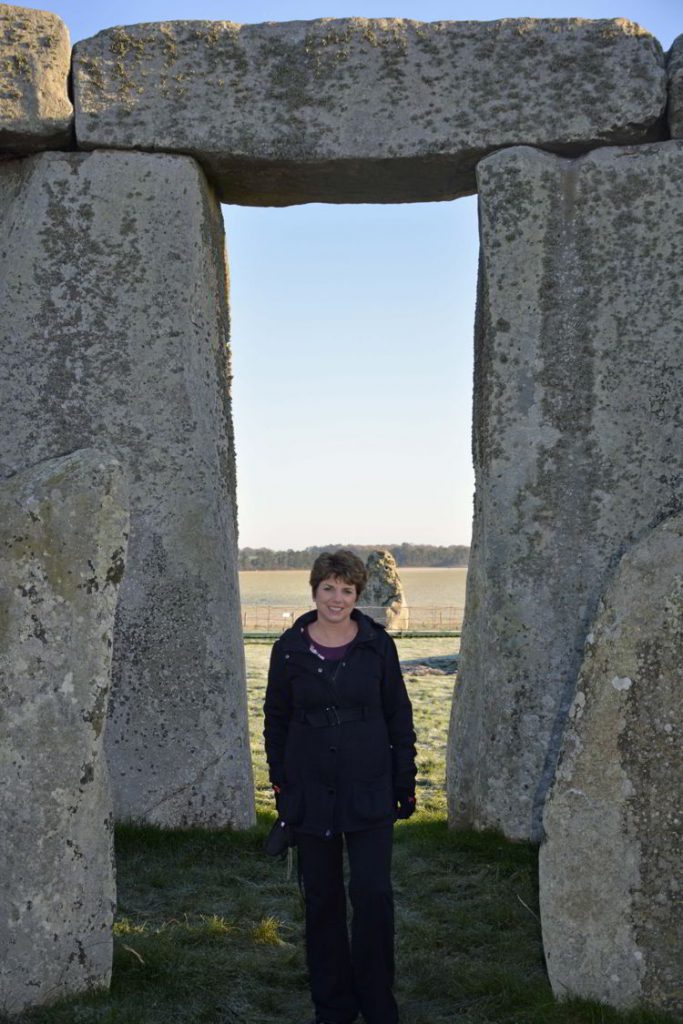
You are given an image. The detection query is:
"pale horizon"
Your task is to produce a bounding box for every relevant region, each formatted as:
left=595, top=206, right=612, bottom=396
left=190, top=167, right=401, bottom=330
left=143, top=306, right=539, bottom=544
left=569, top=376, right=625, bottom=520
left=238, top=540, right=471, bottom=550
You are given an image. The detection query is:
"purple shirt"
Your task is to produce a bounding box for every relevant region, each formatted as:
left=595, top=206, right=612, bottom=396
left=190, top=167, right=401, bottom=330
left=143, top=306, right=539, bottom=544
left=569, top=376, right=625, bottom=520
left=304, top=626, right=351, bottom=662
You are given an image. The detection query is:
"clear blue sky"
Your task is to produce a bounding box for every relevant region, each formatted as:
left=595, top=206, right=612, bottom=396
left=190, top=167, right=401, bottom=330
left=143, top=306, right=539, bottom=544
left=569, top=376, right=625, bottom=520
left=26, top=0, right=680, bottom=548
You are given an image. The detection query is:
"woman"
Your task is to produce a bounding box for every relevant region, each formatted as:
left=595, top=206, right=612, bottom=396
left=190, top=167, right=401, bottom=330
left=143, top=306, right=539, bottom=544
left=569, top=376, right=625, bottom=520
left=264, top=549, right=417, bottom=1024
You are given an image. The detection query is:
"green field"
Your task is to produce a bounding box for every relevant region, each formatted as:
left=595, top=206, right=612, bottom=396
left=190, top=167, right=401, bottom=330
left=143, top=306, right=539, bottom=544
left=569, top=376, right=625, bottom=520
left=6, top=639, right=677, bottom=1024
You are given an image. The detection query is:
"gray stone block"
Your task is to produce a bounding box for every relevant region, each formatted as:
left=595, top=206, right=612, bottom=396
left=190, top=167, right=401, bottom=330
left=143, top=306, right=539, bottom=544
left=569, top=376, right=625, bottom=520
left=72, top=18, right=666, bottom=205
left=539, top=513, right=683, bottom=1014
left=448, top=141, right=683, bottom=841
left=667, top=34, right=683, bottom=137
left=0, top=3, right=72, bottom=152
left=0, top=449, right=128, bottom=1015
left=0, top=150, right=254, bottom=828
left=360, top=549, right=409, bottom=630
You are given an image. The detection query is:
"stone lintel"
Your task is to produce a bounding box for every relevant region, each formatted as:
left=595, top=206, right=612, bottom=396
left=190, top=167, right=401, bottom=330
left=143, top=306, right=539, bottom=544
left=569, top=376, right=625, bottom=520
left=0, top=3, right=73, bottom=153
left=72, top=17, right=667, bottom=205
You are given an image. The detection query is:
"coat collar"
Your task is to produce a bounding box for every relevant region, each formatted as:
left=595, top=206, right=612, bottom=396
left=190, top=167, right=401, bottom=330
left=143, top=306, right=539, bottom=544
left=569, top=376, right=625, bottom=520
left=279, top=607, right=382, bottom=652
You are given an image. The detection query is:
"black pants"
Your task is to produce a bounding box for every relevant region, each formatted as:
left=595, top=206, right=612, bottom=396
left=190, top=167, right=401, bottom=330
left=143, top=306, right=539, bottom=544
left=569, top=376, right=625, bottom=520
left=296, top=826, right=398, bottom=1024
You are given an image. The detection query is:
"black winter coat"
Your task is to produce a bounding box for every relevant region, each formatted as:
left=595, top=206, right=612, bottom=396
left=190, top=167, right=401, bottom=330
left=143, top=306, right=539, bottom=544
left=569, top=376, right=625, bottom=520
left=263, top=608, right=417, bottom=837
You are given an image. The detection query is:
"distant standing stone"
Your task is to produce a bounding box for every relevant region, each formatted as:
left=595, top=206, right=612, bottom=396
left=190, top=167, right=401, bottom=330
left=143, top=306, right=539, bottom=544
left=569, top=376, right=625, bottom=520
left=0, top=4, right=73, bottom=152
left=539, top=513, right=683, bottom=1014
left=361, top=550, right=409, bottom=630
left=0, top=450, right=128, bottom=1015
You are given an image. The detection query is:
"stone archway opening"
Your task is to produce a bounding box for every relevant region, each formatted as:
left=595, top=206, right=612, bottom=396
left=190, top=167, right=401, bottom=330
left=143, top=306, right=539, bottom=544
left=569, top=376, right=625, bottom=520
left=59, top=12, right=669, bottom=848
left=221, top=195, right=479, bottom=817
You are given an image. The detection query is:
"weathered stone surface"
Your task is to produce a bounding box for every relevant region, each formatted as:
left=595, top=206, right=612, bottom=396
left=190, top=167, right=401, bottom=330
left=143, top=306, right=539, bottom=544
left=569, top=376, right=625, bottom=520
left=448, top=141, right=683, bottom=841
left=72, top=18, right=666, bottom=205
left=360, top=549, right=409, bottom=630
left=0, top=150, right=254, bottom=828
left=0, top=449, right=128, bottom=1015
left=667, top=35, right=683, bottom=137
left=0, top=4, right=72, bottom=152
left=539, top=514, right=683, bottom=1014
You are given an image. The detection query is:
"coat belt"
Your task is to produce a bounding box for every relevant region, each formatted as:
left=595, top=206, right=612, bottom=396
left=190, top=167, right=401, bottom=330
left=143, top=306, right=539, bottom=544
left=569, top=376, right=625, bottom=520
left=294, top=705, right=384, bottom=728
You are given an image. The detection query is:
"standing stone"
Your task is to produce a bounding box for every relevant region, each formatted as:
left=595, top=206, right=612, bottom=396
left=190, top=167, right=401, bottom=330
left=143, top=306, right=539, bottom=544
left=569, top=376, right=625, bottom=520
left=667, top=35, right=683, bottom=137
left=72, top=18, right=666, bottom=205
left=361, top=550, right=409, bottom=630
left=0, top=449, right=128, bottom=1015
left=0, top=4, right=73, bottom=152
left=539, top=514, right=683, bottom=1014
left=0, top=150, right=254, bottom=828
left=448, top=141, right=683, bottom=841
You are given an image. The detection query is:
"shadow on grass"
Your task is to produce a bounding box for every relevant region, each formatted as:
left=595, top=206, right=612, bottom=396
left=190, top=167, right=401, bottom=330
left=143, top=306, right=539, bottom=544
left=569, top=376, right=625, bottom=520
left=4, top=816, right=679, bottom=1024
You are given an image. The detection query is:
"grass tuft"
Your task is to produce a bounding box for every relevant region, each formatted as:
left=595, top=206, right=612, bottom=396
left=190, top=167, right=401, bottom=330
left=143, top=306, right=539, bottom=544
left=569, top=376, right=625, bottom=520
left=252, top=915, right=287, bottom=946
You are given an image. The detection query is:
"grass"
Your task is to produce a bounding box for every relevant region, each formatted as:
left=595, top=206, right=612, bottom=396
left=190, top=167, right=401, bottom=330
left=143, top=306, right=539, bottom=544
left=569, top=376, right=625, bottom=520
left=6, top=639, right=679, bottom=1024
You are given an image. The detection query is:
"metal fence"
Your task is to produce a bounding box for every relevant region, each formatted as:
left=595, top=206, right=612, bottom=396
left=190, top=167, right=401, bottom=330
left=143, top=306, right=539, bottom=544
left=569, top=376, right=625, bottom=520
left=241, top=604, right=463, bottom=634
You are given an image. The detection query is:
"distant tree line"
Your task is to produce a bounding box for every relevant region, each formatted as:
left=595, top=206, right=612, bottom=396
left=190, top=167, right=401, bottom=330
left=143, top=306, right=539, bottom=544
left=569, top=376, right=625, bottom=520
left=239, top=543, right=470, bottom=570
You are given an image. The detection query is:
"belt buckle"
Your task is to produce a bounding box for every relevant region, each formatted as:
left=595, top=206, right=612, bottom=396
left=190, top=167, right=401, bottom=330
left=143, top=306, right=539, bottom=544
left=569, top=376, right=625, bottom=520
left=325, top=705, right=340, bottom=726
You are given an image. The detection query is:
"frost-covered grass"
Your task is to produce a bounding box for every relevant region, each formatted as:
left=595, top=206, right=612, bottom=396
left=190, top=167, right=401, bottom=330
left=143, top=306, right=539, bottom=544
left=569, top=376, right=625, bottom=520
left=7, top=640, right=677, bottom=1024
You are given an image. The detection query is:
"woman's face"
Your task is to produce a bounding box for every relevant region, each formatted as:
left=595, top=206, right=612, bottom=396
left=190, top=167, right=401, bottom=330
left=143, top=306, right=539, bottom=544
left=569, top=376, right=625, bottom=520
left=313, top=574, right=358, bottom=628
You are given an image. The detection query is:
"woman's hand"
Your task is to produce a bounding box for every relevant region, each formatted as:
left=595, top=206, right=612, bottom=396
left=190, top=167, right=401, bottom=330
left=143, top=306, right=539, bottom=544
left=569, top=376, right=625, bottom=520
left=395, top=788, right=416, bottom=819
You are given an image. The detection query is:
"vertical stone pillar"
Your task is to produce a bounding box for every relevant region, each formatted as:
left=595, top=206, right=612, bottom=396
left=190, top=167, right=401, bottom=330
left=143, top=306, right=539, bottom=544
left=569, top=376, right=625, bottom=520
left=448, top=141, right=683, bottom=840
left=0, top=150, right=254, bottom=828
left=0, top=450, right=127, bottom=1014
left=540, top=513, right=683, bottom=1015
left=667, top=34, right=683, bottom=137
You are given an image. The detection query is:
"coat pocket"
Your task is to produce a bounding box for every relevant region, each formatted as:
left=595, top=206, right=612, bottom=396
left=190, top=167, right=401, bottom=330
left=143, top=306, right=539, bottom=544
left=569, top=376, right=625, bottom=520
left=278, top=784, right=304, bottom=825
left=352, top=773, right=393, bottom=824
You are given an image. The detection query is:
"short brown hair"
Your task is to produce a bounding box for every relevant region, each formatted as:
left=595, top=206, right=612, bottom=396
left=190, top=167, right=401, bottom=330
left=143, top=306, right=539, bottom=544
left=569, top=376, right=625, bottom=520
left=310, top=549, right=368, bottom=598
